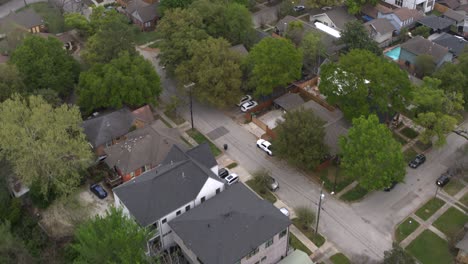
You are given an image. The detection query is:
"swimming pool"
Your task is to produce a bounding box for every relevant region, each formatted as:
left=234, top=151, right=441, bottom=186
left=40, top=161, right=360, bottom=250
left=384, top=46, right=401, bottom=61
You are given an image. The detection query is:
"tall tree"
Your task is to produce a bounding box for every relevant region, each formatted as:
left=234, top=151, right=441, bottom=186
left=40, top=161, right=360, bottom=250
left=0, top=221, right=33, bottom=264
left=0, top=64, right=25, bottom=102
left=64, top=12, right=91, bottom=36
left=383, top=243, right=416, bottom=264
left=301, top=32, right=325, bottom=73
left=0, top=95, right=93, bottom=199
left=247, top=38, right=303, bottom=96
left=340, top=115, right=405, bottom=190
left=275, top=108, right=328, bottom=171
left=159, top=0, right=194, bottom=15
left=285, top=20, right=305, bottom=46
left=412, top=26, right=431, bottom=38
left=319, top=49, right=411, bottom=120
left=434, top=58, right=468, bottom=109
left=78, top=52, right=162, bottom=114
left=340, top=21, right=381, bottom=56
left=71, top=207, right=151, bottom=263
left=10, top=35, right=79, bottom=96
left=415, top=54, right=436, bottom=77
left=157, top=8, right=208, bottom=74
left=346, top=0, right=378, bottom=14
left=176, top=37, right=243, bottom=108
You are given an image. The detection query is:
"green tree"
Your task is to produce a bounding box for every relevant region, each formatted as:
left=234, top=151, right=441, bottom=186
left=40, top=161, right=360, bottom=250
left=176, top=37, right=242, bottom=108
left=319, top=49, right=411, bottom=120
left=301, top=32, right=325, bottom=72
left=64, top=12, right=91, bottom=36
left=252, top=169, right=272, bottom=194
left=434, top=59, right=468, bottom=109
left=383, top=243, right=416, bottom=264
left=0, top=95, right=93, bottom=199
left=157, top=8, right=208, bottom=74
left=0, top=221, right=33, bottom=264
left=71, top=207, right=151, bottom=263
left=415, top=54, right=436, bottom=77
left=340, top=20, right=382, bottom=55
left=285, top=20, right=304, bottom=46
left=78, top=52, right=162, bottom=114
left=277, top=0, right=294, bottom=19
left=10, top=35, right=79, bottom=96
left=294, top=206, right=315, bottom=229
left=346, top=0, right=378, bottom=14
left=0, top=64, right=25, bottom=102
left=160, top=0, right=194, bottom=15
left=275, top=108, right=328, bottom=170
left=247, top=38, right=302, bottom=96
left=305, top=0, right=340, bottom=8
left=412, top=26, right=431, bottom=38
left=339, top=115, right=405, bottom=191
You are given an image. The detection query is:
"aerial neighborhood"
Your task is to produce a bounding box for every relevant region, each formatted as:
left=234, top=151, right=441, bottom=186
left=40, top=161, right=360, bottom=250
left=1, top=0, right=468, bottom=262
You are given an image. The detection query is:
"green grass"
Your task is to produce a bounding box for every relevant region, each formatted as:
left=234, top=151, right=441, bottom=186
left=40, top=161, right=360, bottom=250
left=460, top=192, right=468, bottom=207
left=401, top=127, right=419, bottom=139
left=164, top=110, right=185, bottom=125
left=291, top=218, right=326, bottom=247
left=407, top=230, right=453, bottom=264
left=415, top=197, right=445, bottom=221
left=395, top=217, right=420, bottom=242
left=186, top=129, right=222, bottom=157
left=443, top=179, right=464, bottom=196
left=330, top=253, right=351, bottom=264
left=319, top=165, right=354, bottom=194
left=404, top=148, right=418, bottom=163
left=341, top=185, right=368, bottom=202
left=393, top=133, right=408, bottom=145
left=246, top=179, right=277, bottom=203
left=433, top=207, right=468, bottom=237
left=415, top=140, right=432, bottom=151
left=289, top=233, right=312, bottom=255
left=148, top=42, right=159, bottom=49
left=134, top=29, right=159, bottom=45
left=226, top=162, right=238, bottom=169
left=24, top=3, right=64, bottom=34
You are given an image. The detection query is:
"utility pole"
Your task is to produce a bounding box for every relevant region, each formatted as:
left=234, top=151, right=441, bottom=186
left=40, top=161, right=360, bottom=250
left=315, top=181, right=325, bottom=235
left=184, top=82, right=195, bottom=130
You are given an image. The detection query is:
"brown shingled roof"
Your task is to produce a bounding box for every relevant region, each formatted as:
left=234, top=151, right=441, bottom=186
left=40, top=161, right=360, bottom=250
left=394, top=7, right=423, bottom=21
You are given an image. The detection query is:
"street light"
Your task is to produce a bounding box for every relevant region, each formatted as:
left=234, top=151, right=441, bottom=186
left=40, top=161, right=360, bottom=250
left=184, top=82, right=195, bottom=130
left=315, top=182, right=325, bottom=235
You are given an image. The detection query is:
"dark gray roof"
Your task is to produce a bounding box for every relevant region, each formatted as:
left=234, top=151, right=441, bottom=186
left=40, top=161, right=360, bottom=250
left=113, top=145, right=222, bottom=226
left=433, top=32, right=467, bottom=56
left=274, top=93, right=305, bottom=111
left=0, top=9, right=44, bottom=29
left=104, top=120, right=183, bottom=175
left=168, top=184, right=291, bottom=264
left=125, top=0, right=158, bottom=23
left=438, top=0, right=461, bottom=10
left=82, top=108, right=136, bottom=148
left=186, top=143, right=218, bottom=169
left=322, top=6, right=356, bottom=30
left=365, top=18, right=396, bottom=34
left=417, top=15, right=455, bottom=31
left=443, top=8, right=465, bottom=22
left=400, top=36, right=449, bottom=62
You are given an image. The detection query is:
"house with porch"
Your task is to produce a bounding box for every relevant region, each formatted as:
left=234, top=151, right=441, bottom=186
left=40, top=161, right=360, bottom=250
left=113, top=144, right=224, bottom=254
left=168, top=184, right=291, bottom=264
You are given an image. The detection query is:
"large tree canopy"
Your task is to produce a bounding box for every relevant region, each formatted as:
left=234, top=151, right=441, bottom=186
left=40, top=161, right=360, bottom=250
left=346, top=0, right=378, bottom=14
left=78, top=52, right=162, bottom=114
left=159, top=0, right=194, bottom=15
left=247, top=38, right=303, bottom=96
left=176, top=37, right=243, bottom=107
left=300, top=32, right=325, bottom=73
left=0, top=95, right=93, bottom=199
left=274, top=108, right=328, bottom=171
left=0, top=221, right=33, bottom=264
left=10, top=35, right=79, bottom=96
left=339, top=115, right=405, bottom=190
left=340, top=20, right=381, bottom=56
left=319, top=49, right=411, bottom=120
left=0, top=64, right=25, bottom=102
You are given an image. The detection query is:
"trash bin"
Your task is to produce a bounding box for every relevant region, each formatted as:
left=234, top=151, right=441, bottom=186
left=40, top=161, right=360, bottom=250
left=223, top=144, right=228, bottom=150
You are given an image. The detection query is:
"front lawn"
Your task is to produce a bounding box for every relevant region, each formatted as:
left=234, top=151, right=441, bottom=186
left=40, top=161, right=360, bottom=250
left=392, top=133, right=408, bottom=145
left=319, top=165, right=354, bottom=194
left=134, top=29, right=159, bottom=45
left=291, top=218, right=325, bottom=247
left=400, top=127, right=419, bottom=139
left=433, top=207, right=468, bottom=237
left=24, top=3, right=64, bottom=34
left=443, top=179, right=464, bottom=196
left=246, top=180, right=277, bottom=203
left=404, top=148, right=418, bottom=163
left=186, top=129, right=222, bottom=157
left=395, top=217, right=420, bottom=242
left=415, top=198, right=445, bottom=221
left=330, top=253, right=351, bottom=264
left=406, top=230, right=453, bottom=264
left=460, top=192, right=468, bottom=207
left=341, top=184, right=368, bottom=202
left=289, top=233, right=312, bottom=255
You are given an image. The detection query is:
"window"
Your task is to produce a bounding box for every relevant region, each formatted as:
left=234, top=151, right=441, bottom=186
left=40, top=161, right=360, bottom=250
left=261, top=256, right=267, bottom=262
left=246, top=247, right=259, bottom=259
left=201, top=196, right=206, bottom=203
left=279, top=229, right=287, bottom=239
left=395, top=0, right=403, bottom=7
left=130, top=172, right=135, bottom=178
left=176, top=210, right=181, bottom=216
left=265, top=238, right=274, bottom=248
left=161, top=218, right=167, bottom=224
left=216, top=188, right=221, bottom=194
left=185, top=205, right=190, bottom=211
left=145, top=22, right=151, bottom=28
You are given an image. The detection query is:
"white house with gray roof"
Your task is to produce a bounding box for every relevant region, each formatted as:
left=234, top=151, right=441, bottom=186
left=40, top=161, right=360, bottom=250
left=383, top=0, right=434, bottom=13
left=113, top=144, right=224, bottom=254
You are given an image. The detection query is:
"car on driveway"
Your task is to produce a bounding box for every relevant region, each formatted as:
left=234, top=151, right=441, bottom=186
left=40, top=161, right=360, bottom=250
left=408, top=154, right=426, bottom=168
left=436, top=174, right=450, bottom=187
left=279, top=207, right=290, bottom=217
left=237, top=95, right=252, bottom=106
left=90, top=183, right=108, bottom=199
left=256, top=139, right=273, bottom=156
left=218, top=168, right=230, bottom=179
left=293, top=5, right=305, bottom=12
left=240, top=101, right=258, bottom=112
left=225, top=173, right=239, bottom=185
left=267, top=176, right=279, bottom=191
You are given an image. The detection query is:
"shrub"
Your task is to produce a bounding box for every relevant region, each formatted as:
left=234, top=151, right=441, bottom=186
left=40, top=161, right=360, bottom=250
left=295, top=206, right=315, bottom=230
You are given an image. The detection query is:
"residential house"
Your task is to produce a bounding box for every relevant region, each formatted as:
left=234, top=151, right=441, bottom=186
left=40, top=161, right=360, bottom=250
left=399, top=35, right=453, bottom=69
left=437, top=0, right=461, bottom=10
left=104, top=120, right=183, bottom=183
left=273, top=93, right=305, bottom=112
left=365, top=18, right=397, bottom=47
left=82, top=106, right=154, bottom=158
left=417, top=15, right=455, bottom=33
left=278, top=250, right=315, bottom=264
left=113, top=143, right=224, bottom=254
left=0, top=9, right=45, bottom=34
left=378, top=7, right=424, bottom=33
left=442, top=9, right=467, bottom=36
left=383, top=0, right=434, bottom=13
left=168, top=184, right=291, bottom=264
left=309, top=6, right=356, bottom=32
left=431, top=32, right=467, bottom=57
left=118, top=0, right=159, bottom=31
left=361, top=3, right=394, bottom=20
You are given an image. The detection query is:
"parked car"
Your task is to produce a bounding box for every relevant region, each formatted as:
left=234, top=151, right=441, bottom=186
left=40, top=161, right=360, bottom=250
left=267, top=176, right=279, bottom=191
left=90, top=183, right=108, bottom=199
left=279, top=207, right=290, bottom=217
left=256, top=139, right=272, bottom=156
left=240, top=101, right=258, bottom=112
left=225, top=173, right=239, bottom=185
left=218, top=168, right=230, bottom=179
left=237, top=95, right=252, bottom=106
left=384, top=181, right=397, bottom=192
left=293, top=5, right=305, bottom=12
left=436, top=174, right=450, bottom=187
left=408, top=154, right=426, bottom=168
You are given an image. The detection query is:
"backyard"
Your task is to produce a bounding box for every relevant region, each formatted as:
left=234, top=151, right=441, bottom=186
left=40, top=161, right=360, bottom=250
left=395, top=217, right=420, bottom=242
left=415, top=197, right=445, bottom=220
left=406, top=230, right=453, bottom=264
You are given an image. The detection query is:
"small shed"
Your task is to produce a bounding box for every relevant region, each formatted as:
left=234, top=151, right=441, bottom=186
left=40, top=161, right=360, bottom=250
left=273, top=93, right=305, bottom=112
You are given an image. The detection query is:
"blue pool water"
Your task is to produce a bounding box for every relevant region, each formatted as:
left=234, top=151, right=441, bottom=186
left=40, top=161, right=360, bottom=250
left=384, top=46, right=401, bottom=61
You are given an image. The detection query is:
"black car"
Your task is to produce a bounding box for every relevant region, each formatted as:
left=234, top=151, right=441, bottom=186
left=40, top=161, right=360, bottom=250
left=408, top=154, right=426, bottom=168
left=436, top=174, right=450, bottom=187
left=384, top=181, right=398, bottom=192
left=218, top=168, right=230, bottom=179
left=90, top=184, right=108, bottom=199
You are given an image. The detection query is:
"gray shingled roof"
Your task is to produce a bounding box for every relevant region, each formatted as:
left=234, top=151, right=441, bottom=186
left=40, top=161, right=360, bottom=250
left=417, top=15, right=455, bottom=31
left=0, top=9, right=44, bottom=30
left=274, top=93, right=305, bottom=111
left=400, top=36, right=449, bottom=62
left=126, top=0, right=158, bottom=23
left=113, top=144, right=221, bottom=227
left=168, top=184, right=291, bottom=264
left=322, top=6, right=356, bottom=30
left=433, top=32, right=467, bottom=56
left=104, top=120, right=183, bottom=175
left=439, top=0, right=461, bottom=10
left=186, top=143, right=218, bottom=169
left=443, top=8, right=466, bottom=22
left=365, top=18, right=395, bottom=34
left=82, top=108, right=136, bottom=148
